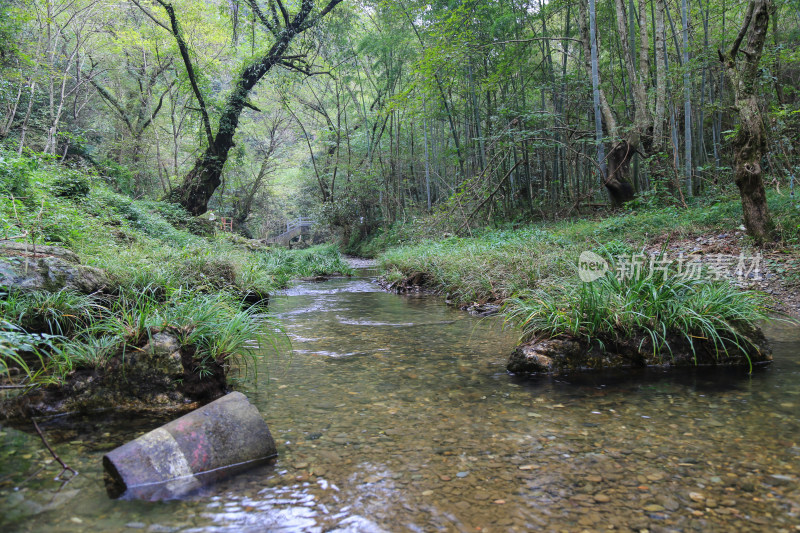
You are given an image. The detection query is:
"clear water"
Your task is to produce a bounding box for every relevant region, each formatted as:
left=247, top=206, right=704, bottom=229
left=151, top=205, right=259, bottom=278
left=1, top=270, right=799, bottom=532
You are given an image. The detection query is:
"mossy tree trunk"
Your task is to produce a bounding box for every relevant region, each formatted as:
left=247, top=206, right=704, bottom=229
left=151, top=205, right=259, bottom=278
left=720, top=0, right=774, bottom=244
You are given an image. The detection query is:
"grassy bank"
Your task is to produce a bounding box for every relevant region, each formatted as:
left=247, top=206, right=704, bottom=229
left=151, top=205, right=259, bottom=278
left=0, top=151, right=352, bottom=391
left=380, top=195, right=800, bottom=306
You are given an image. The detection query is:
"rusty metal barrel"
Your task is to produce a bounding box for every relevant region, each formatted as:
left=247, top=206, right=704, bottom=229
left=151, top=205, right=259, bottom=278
left=103, top=392, right=276, bottom=500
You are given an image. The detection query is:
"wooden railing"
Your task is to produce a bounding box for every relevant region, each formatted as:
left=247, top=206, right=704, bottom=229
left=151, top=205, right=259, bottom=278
left=218, top=216, right=233, bottom=232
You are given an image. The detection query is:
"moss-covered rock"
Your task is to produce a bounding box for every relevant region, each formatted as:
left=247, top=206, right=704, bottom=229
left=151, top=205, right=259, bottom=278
left=0, top=243, right=112, bottom=293
left=0, top=330, right=227, bottom=421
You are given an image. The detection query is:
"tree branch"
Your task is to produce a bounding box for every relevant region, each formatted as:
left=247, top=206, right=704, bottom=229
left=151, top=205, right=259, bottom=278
left=245, top=0, right=278, bottom=36
left=129, top=0, right=170, bottom=31
left=274, top=0, right=291, bottom=28
left=242, top=100, right=262, bottom=112
left=269, top=1, right=281, bottom=30
left=300, top=0, right=344, bottom=31
left=33, top=419, right=78, bottom=481
left=280, top=60, right=331, bottom=77
left=729, top=1, right=755, bottom=58
left=154, top=0, right=216, bottom=151
left=479, top=37, right=584, bottom=47
left=90, top=79, right=134, bottom=132
left=138, top=80, right=176, bottom=133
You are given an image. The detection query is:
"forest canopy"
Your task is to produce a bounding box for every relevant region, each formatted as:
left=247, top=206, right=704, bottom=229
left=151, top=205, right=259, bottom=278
left=1, top=0, right=797, bottom=243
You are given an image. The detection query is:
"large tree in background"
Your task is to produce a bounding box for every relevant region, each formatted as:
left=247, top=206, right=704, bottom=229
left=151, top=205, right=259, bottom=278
left=146, top=0, right=344, bottom=215
left=720, top=0, right=774, bottom=243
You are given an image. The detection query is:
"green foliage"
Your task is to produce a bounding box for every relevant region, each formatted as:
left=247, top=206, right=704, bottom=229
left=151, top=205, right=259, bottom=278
left=0, top=289, right=101, bottom=336
left=378, top=195, right=792, bottom=307
left=96, top=159, right=137, bottom=195
left=0, top=287, right=278, bottom=387
left=379, top=220, right=596, bottom=304
left=97, top=191, right=197, bottom=248
left=771, top=193, right=800, bottom=244
left=0, top=322, right=62, bottom=386
left=0, top=154, right=353, bottom=389
left=139, top=200, right=210, bottom=236
left=251, top=244, right=355, bottom=288
left=157, top=290, right=273, bottom=376
left=0, top=152, right=35, bottom=196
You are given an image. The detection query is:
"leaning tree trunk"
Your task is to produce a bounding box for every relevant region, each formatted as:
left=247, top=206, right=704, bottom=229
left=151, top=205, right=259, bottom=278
left=155, top=0, right=343, bottom=216
left=167, top=33, right=296, bottom=216
left=580, top=0, right=637, bottom=206
left=720, top=0, right=774, bottom=244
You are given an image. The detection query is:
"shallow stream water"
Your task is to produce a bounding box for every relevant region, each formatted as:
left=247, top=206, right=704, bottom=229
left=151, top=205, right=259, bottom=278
left=1, top=269, right=799, bottom=532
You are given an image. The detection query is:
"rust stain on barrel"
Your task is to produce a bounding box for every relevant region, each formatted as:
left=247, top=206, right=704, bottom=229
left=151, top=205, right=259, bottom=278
left=103, top=391, right=276, bottom=500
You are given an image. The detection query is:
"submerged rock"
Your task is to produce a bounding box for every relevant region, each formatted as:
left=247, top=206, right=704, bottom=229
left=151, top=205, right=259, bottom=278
left=0, top=242, right=111, bottom=293
left=507, top=326, right=772, bottom=376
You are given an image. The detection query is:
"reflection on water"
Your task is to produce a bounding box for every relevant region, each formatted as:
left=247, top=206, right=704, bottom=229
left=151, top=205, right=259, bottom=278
left=2, top=271, right=799, bottom=532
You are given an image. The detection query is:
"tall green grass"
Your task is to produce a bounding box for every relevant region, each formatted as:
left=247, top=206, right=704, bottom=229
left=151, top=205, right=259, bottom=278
left=251, top=244, right=354, bottom=287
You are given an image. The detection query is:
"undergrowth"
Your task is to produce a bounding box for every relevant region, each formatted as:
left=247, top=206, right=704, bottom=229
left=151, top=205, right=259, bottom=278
left=0, top=288, right=276, bottom=388
left=380, top=194, right=800, bottom=306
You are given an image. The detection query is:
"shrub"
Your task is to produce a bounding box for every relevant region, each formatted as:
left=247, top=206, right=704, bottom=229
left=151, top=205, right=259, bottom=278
left=52, top=169, right=90, bottom=198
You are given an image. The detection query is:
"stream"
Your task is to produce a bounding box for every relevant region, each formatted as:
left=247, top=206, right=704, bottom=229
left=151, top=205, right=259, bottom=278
left=1, top=268, right=799, bottom=532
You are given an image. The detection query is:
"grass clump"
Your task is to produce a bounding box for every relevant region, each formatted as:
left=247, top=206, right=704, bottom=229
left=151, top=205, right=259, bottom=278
left=504, top=267, right=770, bottom=365
left=0, top=289, right=101, bottom=336
left=251, top=244, right=355, bottom=287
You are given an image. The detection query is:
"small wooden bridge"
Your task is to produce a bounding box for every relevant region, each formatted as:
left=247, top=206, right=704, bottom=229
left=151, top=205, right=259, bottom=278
left=266, top=217, right=315, bottom=245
